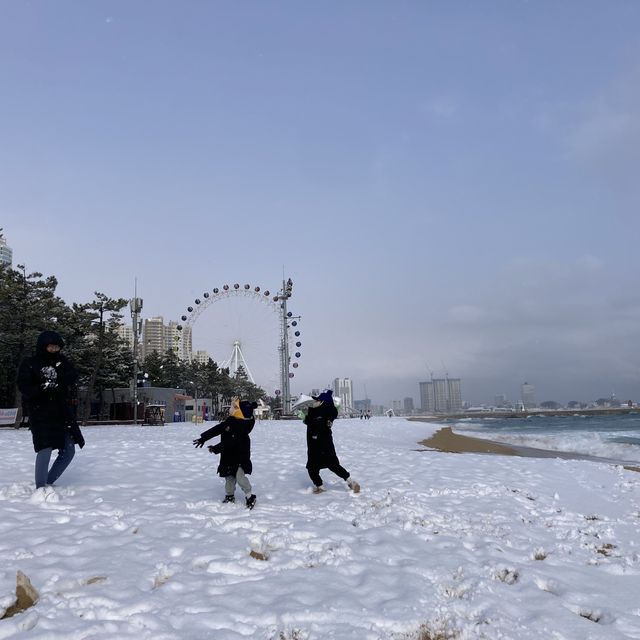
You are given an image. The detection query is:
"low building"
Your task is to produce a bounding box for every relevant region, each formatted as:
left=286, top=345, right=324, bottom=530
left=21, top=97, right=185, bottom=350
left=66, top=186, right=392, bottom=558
left=107, top=387, right=188, bottom=423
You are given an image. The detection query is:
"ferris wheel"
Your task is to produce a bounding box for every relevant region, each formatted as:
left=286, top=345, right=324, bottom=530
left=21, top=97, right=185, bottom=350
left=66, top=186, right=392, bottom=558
left=175, top=279, right=302, bottom=412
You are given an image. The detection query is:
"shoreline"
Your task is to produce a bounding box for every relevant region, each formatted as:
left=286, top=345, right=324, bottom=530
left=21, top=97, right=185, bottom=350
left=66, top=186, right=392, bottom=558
left=420, top=426, right=640, bottom=473
left=408, top=407, right=638, bottom=421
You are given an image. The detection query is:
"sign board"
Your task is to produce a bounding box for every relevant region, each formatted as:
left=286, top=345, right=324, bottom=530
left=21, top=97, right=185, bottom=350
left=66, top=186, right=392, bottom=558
left=0, top=408, right=18, bottom=426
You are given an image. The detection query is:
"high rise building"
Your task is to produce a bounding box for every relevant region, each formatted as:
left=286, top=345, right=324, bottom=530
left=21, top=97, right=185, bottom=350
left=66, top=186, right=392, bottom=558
left=119, top=317, right=193, bottom=363
left=165, top=321, right=181, bottom=358
left=143, top=317, right=165, bottom=359
left=446, top=378, right=462, bottom=412
left=521, top=382, right=536, bottom=409
left=140, top=318, right=194, bottom=362
left=333, top=378, right=353, bottom=412
left=403, top=397, right=414, bottom=414
left=432, top=379, right=448, bottom=413
left=419, top=378, right=462, bottom=413
left=180, top=325, right=193, bottom=361
left=116, top=324, right=134, bottom=349
left=419, top=381, right=435, bottom=413
left=0, top=235, right=13, bottom=267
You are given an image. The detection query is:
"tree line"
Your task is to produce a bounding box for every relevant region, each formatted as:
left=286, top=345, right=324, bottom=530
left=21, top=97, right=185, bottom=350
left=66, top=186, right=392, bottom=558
left=0, top=262, right=266, bottom=421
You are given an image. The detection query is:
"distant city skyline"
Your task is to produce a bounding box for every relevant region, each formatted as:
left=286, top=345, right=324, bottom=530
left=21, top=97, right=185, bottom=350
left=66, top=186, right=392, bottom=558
left=5, top=229, right=636, bottom=408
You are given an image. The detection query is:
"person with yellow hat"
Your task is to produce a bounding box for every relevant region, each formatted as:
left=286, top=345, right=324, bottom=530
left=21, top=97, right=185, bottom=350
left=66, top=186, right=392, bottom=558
left=193, top=399, right=258, bottom=509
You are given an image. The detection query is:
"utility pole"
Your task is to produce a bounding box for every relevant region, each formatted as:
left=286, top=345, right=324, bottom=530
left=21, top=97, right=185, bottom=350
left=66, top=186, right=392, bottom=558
left=130, top=282, right=143, bottom=425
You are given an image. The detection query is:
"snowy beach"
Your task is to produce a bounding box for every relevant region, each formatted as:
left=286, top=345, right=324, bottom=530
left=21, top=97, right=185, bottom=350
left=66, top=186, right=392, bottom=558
left=1, top=417, right=640, bottom=639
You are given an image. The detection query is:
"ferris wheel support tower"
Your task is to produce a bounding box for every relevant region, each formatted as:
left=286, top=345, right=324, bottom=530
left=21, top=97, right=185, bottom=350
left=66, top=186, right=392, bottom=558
left=222, top=341, right=256, bottom=383
left=278, top=278, right=295, bottom=415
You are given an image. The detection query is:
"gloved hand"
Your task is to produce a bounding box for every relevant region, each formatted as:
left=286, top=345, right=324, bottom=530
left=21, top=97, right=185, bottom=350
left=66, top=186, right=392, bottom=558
left=193, top=438, right=205, bottom=448
left=208, top=443, right=223, bottom=454
left=68, top=422, right=85, bottom=449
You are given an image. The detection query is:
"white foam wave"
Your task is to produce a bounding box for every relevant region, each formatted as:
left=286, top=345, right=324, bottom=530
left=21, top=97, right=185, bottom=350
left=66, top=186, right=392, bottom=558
left=452, top=425, right=640, bottom=464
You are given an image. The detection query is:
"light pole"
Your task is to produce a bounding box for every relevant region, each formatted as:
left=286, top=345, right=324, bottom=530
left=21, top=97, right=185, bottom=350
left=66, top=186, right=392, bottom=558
left=130, top=291, right=143, bottom=425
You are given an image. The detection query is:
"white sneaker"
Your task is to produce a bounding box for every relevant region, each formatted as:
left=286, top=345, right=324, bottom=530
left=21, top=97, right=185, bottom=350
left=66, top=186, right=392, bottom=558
left=312, top=486, right=325, bottom=494
left=30, top=486, right=59, bottom=503
left=346, top=478, right=360, bottom=494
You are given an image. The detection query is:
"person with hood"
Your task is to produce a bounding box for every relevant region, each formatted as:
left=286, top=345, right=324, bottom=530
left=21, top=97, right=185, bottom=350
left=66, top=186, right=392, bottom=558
left=193, top=399, right=258, bottom=509
left=304, top=389, right=360, bottom=494
left=17, top=330, right=84, bottom=493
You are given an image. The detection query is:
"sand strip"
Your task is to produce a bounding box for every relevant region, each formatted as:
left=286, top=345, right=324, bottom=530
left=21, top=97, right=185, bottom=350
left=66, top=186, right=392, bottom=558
left=420, top=426, right=640, bottom=472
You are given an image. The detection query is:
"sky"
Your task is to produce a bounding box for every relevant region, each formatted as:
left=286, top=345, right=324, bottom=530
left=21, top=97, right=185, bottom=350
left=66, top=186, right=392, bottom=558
left=1, top=417, right=640, bottom=638
left=2, top=2, right=640, bottom=407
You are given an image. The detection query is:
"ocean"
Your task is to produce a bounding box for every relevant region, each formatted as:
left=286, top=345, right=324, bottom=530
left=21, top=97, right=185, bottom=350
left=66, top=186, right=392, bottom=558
left=452, top=412, right=640, bottom=464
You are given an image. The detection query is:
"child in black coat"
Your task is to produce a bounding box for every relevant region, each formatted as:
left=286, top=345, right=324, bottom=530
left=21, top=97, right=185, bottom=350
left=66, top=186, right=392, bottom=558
left=193, top=399, right=258, bottom=508
left=304, top=390, right=360, bottom=494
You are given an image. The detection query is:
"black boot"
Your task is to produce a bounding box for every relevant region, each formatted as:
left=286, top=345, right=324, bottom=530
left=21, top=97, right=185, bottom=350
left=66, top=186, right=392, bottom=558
left=245, top=494, right=257, bottom=510
left=223, top=495, right=235, bottom=504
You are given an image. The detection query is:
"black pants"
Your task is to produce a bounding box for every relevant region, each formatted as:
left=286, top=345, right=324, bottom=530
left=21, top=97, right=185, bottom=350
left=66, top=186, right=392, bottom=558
left=307, top=463, right=349, bottom=487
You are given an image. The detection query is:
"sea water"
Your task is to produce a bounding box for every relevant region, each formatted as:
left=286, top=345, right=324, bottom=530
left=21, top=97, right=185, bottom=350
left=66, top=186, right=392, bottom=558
left=452, top=412, right=640, bottom=464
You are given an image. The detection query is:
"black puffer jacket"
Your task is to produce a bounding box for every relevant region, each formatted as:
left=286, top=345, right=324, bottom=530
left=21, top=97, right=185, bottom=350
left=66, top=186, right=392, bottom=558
left=199, top=415, right=255, bottom=477
left=304, top=401, right=340, bottom=470
left=18, top=331, right=81, bottom=452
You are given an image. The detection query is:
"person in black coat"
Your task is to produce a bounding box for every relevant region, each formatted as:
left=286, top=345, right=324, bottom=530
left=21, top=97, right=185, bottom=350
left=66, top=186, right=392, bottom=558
left=304, top=390, right=360, bottom=494
left=193, top=399, right=258, bottom=508
left=17, top=330, right=85, bottom=492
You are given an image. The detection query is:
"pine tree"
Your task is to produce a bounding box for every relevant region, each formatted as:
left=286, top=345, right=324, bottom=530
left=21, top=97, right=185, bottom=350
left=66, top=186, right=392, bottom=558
left=73, top=293, right=130, bottom=422
left=0, top=264, right=68, bottom=409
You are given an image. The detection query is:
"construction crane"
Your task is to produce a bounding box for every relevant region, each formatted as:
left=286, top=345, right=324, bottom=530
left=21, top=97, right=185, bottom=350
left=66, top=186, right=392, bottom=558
left=424, top=360, right=434, bottom=381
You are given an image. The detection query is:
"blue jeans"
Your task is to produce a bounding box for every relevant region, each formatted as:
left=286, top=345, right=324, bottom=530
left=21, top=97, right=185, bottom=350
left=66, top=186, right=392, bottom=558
left=35, top=431, right=75, bottom=488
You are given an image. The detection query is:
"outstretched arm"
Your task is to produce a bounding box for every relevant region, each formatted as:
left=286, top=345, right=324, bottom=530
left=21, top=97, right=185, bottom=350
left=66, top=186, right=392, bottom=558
left=193, top=419, right=227, bottom=447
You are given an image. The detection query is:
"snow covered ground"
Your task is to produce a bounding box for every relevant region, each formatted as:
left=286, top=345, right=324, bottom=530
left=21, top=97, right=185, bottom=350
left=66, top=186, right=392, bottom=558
left=1, top=417, right=639, bottom=639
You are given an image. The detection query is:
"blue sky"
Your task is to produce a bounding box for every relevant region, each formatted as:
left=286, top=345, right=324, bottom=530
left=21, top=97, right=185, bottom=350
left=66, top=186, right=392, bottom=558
left=2, top=2, right=640, bottom=406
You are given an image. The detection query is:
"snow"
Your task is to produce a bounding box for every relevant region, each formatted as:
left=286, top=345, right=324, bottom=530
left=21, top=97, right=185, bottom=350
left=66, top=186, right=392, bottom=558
left=1, top=417, right=639, bottom=639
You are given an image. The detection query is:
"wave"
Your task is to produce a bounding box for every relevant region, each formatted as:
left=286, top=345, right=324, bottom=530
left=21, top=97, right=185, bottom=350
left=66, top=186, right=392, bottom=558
left=608, top=436, right=640, bottom=446
left=451, top=425, right=640, bottom=464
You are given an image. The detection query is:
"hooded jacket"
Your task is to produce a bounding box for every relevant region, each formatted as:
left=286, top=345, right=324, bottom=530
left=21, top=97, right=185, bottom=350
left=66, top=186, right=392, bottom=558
left=18, top=330, right=82, bottom=452
left=198, top=400, right=257, bottom=477
left=304, top=398, right=340, bottom=470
